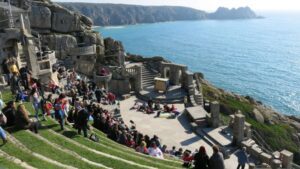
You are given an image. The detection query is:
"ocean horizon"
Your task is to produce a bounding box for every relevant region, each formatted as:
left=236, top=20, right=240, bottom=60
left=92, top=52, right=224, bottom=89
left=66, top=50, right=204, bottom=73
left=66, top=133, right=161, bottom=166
left=95, top=11, right=300, bottom=117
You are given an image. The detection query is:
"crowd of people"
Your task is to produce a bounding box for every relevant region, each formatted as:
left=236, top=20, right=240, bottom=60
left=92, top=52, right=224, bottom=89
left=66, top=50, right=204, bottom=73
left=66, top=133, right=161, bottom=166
left=0, top=59, right=249, bottom=169
left=131, top=99, right=180, bottom=117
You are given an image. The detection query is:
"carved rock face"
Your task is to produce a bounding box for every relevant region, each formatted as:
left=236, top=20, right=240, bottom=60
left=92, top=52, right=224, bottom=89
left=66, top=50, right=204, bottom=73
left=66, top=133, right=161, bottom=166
left=41, top=34, right=77, bottom=53
left=30, top=5, right=51, bottom=29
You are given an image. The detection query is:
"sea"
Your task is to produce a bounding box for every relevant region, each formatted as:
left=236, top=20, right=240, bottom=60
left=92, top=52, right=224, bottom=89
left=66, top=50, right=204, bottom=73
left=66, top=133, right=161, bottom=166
left=94, top=12, right=300, bottom=117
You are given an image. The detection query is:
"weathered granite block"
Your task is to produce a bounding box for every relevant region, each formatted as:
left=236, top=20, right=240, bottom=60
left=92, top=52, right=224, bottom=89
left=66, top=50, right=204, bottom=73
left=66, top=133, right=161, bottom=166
left=260, top=152, right=272, bottom=164
left=280, top=150, right=293, bottom=169
left=270, top=159, right=281, bottom=169
left=30, top=5, right=51, bottom=29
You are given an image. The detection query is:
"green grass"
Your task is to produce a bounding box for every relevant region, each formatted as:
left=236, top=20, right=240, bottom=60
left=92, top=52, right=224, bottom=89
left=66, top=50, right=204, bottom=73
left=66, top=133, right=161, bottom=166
left=247, top=119, right=299, bottom=152
left=38, top=127, right=145, bottom=169
left=0, top=140, right=61, bottom=169
left=0, top=157, right=24, bottom=169
left=41, top=119, right=182, bottom=169
left=202, top=82, right=300, bottom=153
left=0, top=90, right=183, bottom=168
left=12, top=130, right=102, bottom=169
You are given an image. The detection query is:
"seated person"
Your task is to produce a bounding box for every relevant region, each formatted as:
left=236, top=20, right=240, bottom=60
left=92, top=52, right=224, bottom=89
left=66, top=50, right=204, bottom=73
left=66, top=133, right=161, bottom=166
left=154, top=101, right=161, bottom=110
left=182, top=150, right=193, bottom=168
left=163, top=104, right=171, bottom=112
left=145, top=107, right=154, bottom=114
left=148, top=142, right=164, bottom=159
left=175, top=148, right=183, bottom=158
left=107, top=92, right=116, bottom=105
left=2, top=101, right=16, bottom=127
left=136, top=141, right=149, bottom=154
left=15, top=104, right=39, bottom=133
left=138, top=102, right=147, bottom=112
left=147, top=99, right=153, bottom=109
left=130, top=101, right=140, bottom=110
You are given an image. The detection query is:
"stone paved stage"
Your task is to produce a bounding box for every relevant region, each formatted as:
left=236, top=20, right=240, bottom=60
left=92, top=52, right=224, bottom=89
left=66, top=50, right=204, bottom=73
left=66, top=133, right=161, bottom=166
left=120, top=96, right=249, bottom=169
left=138, top=85, right=187, bottom=103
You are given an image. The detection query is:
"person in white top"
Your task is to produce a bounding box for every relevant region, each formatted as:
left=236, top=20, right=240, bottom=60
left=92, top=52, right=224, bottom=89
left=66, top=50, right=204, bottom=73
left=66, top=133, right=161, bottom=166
left=148, top=142, right=164, bottom=159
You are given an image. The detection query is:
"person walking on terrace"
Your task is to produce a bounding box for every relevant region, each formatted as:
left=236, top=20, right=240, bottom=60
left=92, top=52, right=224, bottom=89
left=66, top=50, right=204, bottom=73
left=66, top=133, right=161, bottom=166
left=209, top=145, right=225, bottom=169
left=236, top=147, right=249, bottom=169
left=193, top=146, right=209, bottom=169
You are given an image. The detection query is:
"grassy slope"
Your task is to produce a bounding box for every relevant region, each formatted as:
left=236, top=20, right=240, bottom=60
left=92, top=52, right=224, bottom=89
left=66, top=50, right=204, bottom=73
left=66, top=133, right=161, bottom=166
left=1, top=90, right=182, bottom=168
left=202, top=82, right=299, bottom=153
left=0, top=157, right=24, bottom=169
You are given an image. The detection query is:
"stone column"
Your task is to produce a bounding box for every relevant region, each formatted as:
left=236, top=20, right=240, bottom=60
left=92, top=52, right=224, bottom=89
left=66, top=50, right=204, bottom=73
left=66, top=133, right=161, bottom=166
left=280, top=150, right=293, bottom=169
left=248, top=163, right=255, bottom=169
left=271, top=159, right=281, bottom=169
left=170, top=68, right=180, bottom=85
left=210, top=101, right=220, bottom=128
left=233, top=114, right=245, bottom=146
left=135, top=65, right=142, bottom=91
left=245, top=122, right=252, bottom=139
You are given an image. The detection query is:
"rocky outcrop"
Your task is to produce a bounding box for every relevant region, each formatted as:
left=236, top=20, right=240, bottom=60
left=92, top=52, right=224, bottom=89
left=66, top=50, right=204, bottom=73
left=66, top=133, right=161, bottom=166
left=252, top=108, right=265, bottom=123
left=208, top=7, right=261, bottom=20
left=59, top=3, right=261, bottom=26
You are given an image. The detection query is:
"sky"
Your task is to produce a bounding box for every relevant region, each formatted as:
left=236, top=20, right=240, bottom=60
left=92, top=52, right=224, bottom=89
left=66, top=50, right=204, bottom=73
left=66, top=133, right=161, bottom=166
left=52, top=0, right=300, bottom=12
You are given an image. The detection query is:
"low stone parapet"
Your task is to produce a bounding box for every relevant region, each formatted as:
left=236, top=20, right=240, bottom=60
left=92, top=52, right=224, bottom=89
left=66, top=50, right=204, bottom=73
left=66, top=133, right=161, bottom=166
left=93, top=73, right=112, bottom=83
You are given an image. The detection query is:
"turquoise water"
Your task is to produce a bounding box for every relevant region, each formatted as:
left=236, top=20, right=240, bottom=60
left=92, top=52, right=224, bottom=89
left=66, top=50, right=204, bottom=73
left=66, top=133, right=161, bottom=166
left=95, top=12, right=300, bottom=116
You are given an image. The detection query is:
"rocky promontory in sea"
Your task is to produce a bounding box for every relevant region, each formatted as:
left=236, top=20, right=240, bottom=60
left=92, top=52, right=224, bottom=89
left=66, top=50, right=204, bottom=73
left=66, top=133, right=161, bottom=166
left=59, top=3, right=262, bottom=26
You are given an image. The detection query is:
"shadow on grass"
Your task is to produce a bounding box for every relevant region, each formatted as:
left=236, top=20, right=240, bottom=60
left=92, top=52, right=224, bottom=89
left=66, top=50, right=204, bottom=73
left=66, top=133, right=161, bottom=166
left=62, top=130, right=78, bottom=139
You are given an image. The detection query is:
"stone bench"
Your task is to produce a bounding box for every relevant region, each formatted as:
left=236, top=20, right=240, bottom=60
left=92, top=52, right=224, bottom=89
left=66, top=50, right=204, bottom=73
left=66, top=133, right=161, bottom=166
left=260, top=152, right=272, bottom=164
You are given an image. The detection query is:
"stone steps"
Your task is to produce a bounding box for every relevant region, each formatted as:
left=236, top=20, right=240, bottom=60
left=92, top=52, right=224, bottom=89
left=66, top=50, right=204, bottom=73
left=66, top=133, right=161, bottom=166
left=6, top=133, right=77, bottom=169
left=0, top=149, right=37, bottom=169
left=25, top=130, right=112, bottom=169
left=141, top=65, right=159, bottom=89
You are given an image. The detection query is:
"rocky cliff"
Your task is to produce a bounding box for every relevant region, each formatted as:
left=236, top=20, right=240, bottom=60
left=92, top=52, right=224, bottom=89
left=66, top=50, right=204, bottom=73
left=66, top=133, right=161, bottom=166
left=59, top=3, right=260, bottom=26
left=208, top=7, right=262, bottom=20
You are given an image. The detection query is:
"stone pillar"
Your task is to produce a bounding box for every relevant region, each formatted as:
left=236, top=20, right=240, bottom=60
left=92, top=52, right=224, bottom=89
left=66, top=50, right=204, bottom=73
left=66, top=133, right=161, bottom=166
left=170, top=68, right=180, bottom=85
left=135, top=65, right=142, bottom=91
left=233, top=114, right=245, bottom=145
left=280, top=150, right=293, bottom=169
left=210, top=101, right=220, bottom=128
left=271, top=159, right=281, bottom=169
left=248, top=163, right=255, bottom=169
left=245, top=122, right=252, bottom=139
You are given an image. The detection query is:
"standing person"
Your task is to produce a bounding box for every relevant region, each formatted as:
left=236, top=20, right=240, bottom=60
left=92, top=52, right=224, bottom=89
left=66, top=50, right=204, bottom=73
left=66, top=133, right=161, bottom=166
left=209, top=145, right=225, bottom=169
left=236, top=147, right=248, bottom=169
left=19, top=66, right=30, bottom=90
left=77, top=106, right=92, bottom=137
left=10, top=72, right=20, bottom=95
left=54, top=99, right=65, bottom=130
left=1, top=58, right=10, bottom=85
left=193, top=146, right=209, bottom=169
left=31, top=88, right=43, bottom=120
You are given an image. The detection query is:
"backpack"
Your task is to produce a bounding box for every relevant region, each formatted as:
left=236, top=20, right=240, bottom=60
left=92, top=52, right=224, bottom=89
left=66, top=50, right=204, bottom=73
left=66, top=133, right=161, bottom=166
left=89, top=133, right=99, bottom=142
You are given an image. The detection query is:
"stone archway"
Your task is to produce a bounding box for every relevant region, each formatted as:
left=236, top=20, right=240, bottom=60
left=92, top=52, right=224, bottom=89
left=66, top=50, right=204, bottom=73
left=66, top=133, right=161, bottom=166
left=164, top=67, right=170, bottom=79
left=129, top=77, right=136, bottom=91
left=178, top=69, right=183, bottom=84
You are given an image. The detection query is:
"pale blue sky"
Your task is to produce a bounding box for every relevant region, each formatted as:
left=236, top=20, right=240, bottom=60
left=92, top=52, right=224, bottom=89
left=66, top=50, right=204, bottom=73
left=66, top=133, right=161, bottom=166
left=53, top=0, right=300, bottom=11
